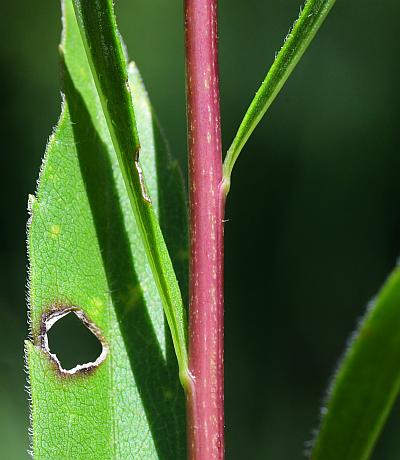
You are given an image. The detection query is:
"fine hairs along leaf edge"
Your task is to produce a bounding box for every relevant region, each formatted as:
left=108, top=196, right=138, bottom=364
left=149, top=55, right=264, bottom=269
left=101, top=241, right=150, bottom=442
left=311, top=267, right=400, bottom=460
left=26, top=0, right=188, bottom=457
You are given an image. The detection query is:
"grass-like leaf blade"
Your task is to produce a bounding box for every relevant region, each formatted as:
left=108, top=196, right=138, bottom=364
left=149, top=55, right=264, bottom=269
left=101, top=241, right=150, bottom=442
left=223, top=0, right=336, bottom=191
left=26, top=1, right=187, bottom=457
left=311, top=267, right=400, bottom=460
left=72, top=0, right=189, bottom=379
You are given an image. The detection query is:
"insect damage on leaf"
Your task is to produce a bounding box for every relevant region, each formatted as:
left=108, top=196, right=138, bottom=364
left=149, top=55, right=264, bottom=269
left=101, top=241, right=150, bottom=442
left=26, top=2, right=188, bottom=457
left=134, top=148, right=152, bottom=204
left=39, top=306, right=108, bottom=376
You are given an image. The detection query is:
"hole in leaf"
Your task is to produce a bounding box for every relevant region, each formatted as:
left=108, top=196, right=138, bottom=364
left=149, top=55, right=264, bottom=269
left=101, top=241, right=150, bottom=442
left=45, top=310, right=105, bottom=373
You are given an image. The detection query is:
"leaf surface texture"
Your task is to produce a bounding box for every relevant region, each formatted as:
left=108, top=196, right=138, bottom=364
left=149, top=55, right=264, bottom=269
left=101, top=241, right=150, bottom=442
left=27, top=2, right=187, bottom=458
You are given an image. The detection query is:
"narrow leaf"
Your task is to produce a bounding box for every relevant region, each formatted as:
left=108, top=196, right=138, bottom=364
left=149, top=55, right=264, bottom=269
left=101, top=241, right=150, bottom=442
left=223, top=0, right=336, bottom=190
left=311, top=267, right=400, bottom=460
left=27, top=1, right=187, bottom=457
left=72, top=0, right=189, bottom=377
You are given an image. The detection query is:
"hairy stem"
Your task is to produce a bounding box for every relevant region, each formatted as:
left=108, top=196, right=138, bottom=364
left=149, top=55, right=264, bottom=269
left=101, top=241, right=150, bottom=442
left=184, top=0, right=225, bottom=458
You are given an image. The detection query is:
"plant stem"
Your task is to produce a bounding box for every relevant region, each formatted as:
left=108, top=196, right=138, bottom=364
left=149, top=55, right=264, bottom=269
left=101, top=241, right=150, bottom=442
left=184, top=0, right=225, bottom=458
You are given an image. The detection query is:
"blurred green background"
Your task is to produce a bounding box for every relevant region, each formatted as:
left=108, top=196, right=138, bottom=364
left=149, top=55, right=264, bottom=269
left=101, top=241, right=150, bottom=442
left=2, top=0, right=400, bottom=458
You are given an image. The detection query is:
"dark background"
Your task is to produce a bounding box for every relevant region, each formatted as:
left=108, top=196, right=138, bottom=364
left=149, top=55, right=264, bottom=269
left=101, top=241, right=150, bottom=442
left=2, top=0, right=400, bottom=458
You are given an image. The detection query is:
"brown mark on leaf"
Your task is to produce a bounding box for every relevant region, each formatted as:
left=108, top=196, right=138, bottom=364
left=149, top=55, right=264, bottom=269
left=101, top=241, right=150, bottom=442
left=134, top=148, right=152, bottom=204
left=39, top=306, right=108, bottom=377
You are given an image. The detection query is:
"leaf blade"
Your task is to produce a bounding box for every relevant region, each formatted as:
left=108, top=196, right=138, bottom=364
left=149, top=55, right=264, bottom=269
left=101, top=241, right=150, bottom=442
left=71, top=0, right=189, bottom=377
left=27, top=1, right=188, bottom=457
left=223, top=0, right=336, bottom=190
left=311, top=268, right=400, bottom=460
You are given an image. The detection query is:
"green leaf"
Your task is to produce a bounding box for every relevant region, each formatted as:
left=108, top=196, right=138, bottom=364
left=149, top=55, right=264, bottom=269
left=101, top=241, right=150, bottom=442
left=311, top=267, right=400, bottom=460
left=71, top=0, right=188, bottom=378
left=223, top=0, right=336, bottom=193
left=26, top=0, right=188, bottom=458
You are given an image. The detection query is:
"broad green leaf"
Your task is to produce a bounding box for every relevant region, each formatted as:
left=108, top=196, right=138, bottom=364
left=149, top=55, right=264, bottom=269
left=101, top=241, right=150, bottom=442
left=26, top=1, right=188, bottom=458
left=311, top=268, right=400, bottom=460
left=71, top=0, right=188, bottom=377
left=223, top=0, right=336, bottom=193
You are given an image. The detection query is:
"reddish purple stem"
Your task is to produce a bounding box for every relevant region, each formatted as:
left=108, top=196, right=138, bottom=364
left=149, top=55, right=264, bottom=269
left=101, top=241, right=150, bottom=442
left=184, top=0, right=225, bottom=459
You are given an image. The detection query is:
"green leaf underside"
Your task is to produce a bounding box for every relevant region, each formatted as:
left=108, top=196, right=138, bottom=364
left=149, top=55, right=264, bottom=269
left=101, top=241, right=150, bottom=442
left=27, top=0, right=188, bottom=458
left=223, top=0, right=336, bottom=188
left=311, top=268, right=400, bottom=460
left=71, top=0, right=188, bottom=375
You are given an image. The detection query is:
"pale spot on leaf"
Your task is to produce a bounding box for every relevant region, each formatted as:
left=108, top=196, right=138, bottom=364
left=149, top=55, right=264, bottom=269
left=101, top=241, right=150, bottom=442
left=50, top=224, right=61, bottom=238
